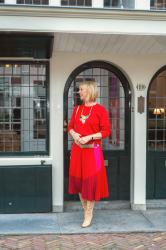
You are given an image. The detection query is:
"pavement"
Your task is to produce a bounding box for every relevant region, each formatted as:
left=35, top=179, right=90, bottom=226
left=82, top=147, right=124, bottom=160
left=0, top=208, right=166, bottom=235
left=0, top=206, right=166, bottom=249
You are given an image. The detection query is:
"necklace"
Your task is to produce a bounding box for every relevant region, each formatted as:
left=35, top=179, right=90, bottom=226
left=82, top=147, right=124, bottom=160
left=80, top=105, right=93, bottom=124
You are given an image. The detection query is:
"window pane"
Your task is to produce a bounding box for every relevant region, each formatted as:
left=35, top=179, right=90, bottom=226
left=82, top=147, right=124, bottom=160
left=61, top=0, right=91, bottom=6
left=148, top=69, right=166, bottom=151
left=42, top=0, right=49, bottom=4
left=33, top=0, right=40, bottom=4
left=25, top=0, right=32, bottom=3
left=104, top=0, right=111, bottom=6
left=69, top=0, right=76, bottom=5
left=151, top=0, right=166, bottom=9
left=85, top=0, right=91, bottom=6
left=17, top=0, right=49, bottom=4
left=104, top=0, right=133, bottom=8
left=61, top=0, right=68, bottom=5
left=77, top=0, right=84, bottom=6
left=0, top=62, right=48, bottom=154
left=68, top=68, right=125, bottom=150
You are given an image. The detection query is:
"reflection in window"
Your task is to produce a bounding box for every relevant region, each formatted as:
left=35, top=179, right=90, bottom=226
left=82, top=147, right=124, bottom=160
left=104, top=0, right=134, bottom=8
left=151, top=0, right=166, bottom=9
left=34, top=98, right=46, bottom=139
left=148, top=69, right=166, bottom=151
left=0, top=63, right=48, bottom=154
left=68, top=68, right=125, bottom=150
left=61, top=0, right=92, bottom=6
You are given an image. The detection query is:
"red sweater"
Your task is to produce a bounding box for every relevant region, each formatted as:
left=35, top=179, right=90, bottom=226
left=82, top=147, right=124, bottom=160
left=68, top=104, right=111, bottom=144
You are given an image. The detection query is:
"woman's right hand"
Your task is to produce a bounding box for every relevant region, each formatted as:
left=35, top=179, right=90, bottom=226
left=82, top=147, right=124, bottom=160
left=73, top=132, right=81, bottom=142
left=70, top=130, right=81, bottom=142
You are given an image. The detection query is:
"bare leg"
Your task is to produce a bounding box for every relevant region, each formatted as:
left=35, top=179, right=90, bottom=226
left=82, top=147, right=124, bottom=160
left=79, top=193, right=87, bottom=211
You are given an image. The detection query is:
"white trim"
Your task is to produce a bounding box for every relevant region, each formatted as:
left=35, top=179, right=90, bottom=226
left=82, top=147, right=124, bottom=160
left=132, top=92, right=147, bottom=212
left=49, top=0, right=61, bottom=7
left=52, top=205, right=63, bottom=212
left=5, top=0, right=16, bottom=4
left=131, top=203, right=146, bottom=211
left=0, top=157, right=53, bottom=166
left=92, top=0, right=103, bottom=8
left=0, top=15, right=165, bottom=36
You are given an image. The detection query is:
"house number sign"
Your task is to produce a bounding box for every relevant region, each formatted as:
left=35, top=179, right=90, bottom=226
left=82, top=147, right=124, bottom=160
left=136, top=84, right=146, bottom=91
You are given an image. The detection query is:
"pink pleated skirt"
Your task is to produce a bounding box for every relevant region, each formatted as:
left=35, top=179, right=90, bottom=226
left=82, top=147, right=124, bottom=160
left=68, top=143, right=109, bottom=201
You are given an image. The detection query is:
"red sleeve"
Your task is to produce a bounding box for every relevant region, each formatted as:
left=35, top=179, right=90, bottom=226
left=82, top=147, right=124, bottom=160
left=68, top=105, right=79, bottom=133
left=99, top=107, right=111, bottom=139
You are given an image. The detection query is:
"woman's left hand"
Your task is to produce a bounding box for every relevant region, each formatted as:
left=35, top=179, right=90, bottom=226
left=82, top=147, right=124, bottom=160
left=78, top=135, right=91, bottom=145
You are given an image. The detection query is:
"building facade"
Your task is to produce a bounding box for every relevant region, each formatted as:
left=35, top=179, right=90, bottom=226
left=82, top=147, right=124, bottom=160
left=0, top=0, right=166, bottom=213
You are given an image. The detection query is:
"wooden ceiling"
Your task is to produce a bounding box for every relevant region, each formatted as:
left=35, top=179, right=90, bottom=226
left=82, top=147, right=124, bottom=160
left=54, top=33, right=166, bottom=55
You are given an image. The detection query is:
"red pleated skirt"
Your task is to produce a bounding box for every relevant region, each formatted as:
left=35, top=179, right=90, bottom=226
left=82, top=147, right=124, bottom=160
left=68, top=143, right=109, bottom=201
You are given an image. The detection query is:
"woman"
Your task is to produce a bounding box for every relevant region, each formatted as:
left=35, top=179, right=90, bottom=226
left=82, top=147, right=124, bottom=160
left=68, top=81, right=111, bottom=228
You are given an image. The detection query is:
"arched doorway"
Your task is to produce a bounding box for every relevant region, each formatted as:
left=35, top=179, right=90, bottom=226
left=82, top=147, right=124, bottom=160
left=147, top=66, right=166, bottom=199
left=64, top=61, right=131, bottom=201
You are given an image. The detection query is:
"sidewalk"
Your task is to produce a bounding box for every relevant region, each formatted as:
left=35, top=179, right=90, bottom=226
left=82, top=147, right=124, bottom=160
left=0, top=209, right=166, bottom=235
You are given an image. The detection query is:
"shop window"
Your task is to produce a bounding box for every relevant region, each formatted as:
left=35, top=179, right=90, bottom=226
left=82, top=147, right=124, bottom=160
left=61, top=0, right=92, bottom=7
left=148, top=68, right=166, bottom=151
left=151, top=0, right=166, bottom=9
left=0, top=62, right=49, bottom=155
left=17, top=0, right=49, bottom=5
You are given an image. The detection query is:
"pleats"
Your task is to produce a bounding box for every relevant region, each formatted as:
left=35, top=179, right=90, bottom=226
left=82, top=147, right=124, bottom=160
left=68, top=143, right=109, bottom=201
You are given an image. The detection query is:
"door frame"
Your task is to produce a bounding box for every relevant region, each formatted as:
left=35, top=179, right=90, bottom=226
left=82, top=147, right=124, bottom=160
left=63, top=60, right=132, bottom=201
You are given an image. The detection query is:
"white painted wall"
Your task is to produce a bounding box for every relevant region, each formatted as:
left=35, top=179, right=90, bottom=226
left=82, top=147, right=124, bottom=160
left=49, top=0, right=61, bottom=6
left=50, top=50, right=166, bottom=211
left=49, top=55, right=65, bottom=211
left=92, top=0, right=103, bottom=8
left=0, top=15, right=165, bottom=36
left=5, top=0, right=16, bottom=4
left=135, top=0, right=150, bottom=10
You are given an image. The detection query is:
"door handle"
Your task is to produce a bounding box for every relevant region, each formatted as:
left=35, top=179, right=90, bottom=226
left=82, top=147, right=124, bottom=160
left=64, top=120, right=68, bottom=132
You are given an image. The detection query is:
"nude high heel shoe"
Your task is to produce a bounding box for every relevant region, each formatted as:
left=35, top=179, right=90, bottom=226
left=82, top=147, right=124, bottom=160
left=81, top=201, right=95, bottom=228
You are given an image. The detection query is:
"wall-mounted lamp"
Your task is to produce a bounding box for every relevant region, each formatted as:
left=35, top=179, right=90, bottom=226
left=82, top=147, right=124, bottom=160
left=160, top=108, right=165, bottom=114
left=153, top=108, right=165, bottom=115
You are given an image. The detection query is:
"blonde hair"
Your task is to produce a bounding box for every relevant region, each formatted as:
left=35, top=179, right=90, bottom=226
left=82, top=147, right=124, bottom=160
left=79, top=81, right=98, bottom=102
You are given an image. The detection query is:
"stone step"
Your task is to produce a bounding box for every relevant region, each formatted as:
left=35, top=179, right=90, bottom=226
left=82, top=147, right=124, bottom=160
left=64, top=200, right=130, bottom=211
left=147, top=199, right=166, bottom=209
